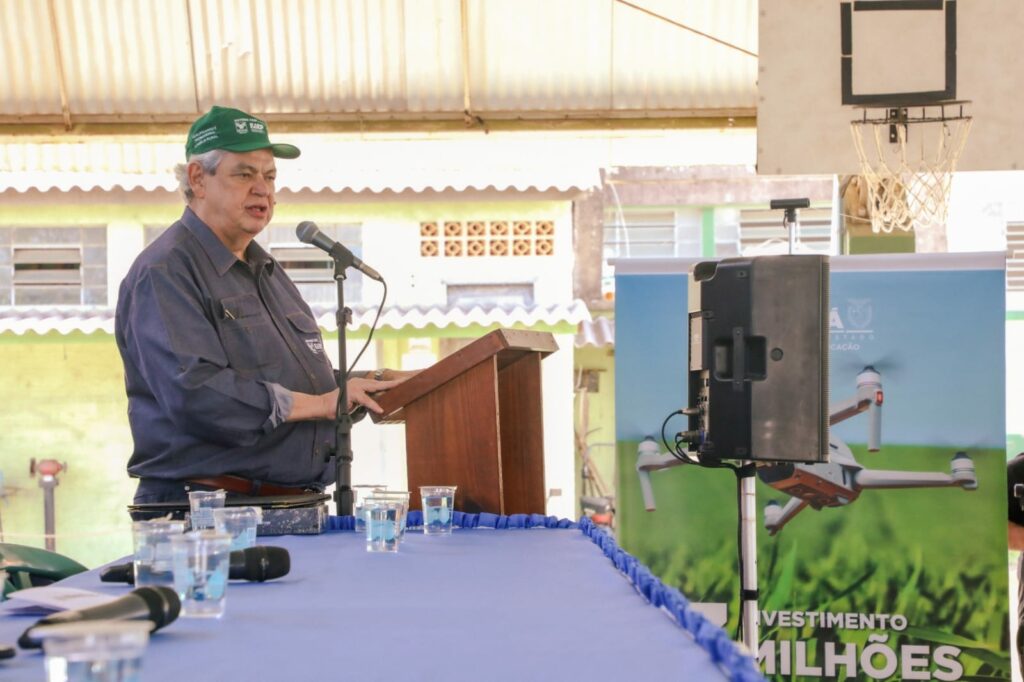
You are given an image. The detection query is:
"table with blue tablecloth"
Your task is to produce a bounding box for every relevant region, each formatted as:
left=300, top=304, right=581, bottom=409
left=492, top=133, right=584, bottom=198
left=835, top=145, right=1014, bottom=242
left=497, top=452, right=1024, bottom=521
left=0, top=515, right=763, bottom=681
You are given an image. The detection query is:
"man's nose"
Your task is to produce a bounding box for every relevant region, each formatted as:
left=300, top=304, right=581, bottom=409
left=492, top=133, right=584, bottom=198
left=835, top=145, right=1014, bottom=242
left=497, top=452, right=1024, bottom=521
left=251, top=176, right=270, bottom=195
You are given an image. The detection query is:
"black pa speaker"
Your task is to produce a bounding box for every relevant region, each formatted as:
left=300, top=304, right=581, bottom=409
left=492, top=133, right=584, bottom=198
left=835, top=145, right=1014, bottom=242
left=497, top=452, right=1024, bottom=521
left=687, top=255, right=829, bottom=464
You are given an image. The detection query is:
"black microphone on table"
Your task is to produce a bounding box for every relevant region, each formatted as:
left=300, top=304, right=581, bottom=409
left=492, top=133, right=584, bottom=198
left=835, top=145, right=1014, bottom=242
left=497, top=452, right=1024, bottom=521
left=18, top=586, right=180, bottom=650
left=99, top=546, right=290, bottom=585
left=296, top=221, right=383, bottom=282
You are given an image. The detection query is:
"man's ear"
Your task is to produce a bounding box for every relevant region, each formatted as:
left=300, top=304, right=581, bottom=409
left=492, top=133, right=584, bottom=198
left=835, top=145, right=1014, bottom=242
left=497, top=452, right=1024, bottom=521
left=187, top=162, right=205, bottom=199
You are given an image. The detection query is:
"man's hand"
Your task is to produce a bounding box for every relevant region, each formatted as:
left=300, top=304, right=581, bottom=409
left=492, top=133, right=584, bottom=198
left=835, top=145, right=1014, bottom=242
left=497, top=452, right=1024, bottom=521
left=345, top=376, right=405, bottom=415
left=286, top=372, right=417, bottom=422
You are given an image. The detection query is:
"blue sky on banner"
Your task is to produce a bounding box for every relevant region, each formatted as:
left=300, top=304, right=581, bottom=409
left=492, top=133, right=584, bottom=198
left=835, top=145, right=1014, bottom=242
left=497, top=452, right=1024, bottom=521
left=615, top=267, right=1005, bottom=449
left=829, top=269, right=1004, bottom=448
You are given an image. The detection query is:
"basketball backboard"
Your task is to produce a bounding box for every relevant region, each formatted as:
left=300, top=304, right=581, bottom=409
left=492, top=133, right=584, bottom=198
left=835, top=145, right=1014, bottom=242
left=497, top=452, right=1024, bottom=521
left=758, top=0, right=1023, bottom=175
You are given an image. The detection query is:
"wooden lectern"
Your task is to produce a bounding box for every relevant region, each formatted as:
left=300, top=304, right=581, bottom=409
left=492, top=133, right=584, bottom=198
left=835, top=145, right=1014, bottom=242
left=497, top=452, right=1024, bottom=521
left=373, top=328, right=557, bottom=515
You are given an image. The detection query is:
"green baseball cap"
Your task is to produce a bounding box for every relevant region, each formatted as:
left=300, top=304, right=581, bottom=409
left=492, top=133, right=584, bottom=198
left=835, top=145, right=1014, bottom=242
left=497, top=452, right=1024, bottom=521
left=185, top=105, right=300, bottom=159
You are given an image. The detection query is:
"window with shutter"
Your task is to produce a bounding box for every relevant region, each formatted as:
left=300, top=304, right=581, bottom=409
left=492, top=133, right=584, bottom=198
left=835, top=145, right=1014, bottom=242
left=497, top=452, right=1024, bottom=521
left=738, top=206, right=835, bottom=256
left=265, top=223, right=363, bottom=306
left=1008, top=222, right=1024, bottom=292
left=602, top=209, right=702, bottom=259
left=13, top=247, right=82, bottom=305
left=5, top=227, right=106, bottom=306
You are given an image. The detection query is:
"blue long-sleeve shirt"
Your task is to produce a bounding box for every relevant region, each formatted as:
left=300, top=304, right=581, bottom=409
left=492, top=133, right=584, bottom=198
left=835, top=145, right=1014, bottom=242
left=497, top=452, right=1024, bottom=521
left=115, top=208, right=338, bottom=487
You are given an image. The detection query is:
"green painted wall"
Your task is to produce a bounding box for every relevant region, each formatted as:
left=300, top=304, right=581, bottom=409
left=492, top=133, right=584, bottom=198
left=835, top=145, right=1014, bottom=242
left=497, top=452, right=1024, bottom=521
left=0, top=332, right=135, bottom=568
left=573, top=343, right=616, bottom=518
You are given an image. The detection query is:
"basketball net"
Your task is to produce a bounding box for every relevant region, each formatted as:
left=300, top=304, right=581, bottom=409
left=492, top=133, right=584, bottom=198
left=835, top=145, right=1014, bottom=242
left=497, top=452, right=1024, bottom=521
left=850, top=104, right=972, bottom=234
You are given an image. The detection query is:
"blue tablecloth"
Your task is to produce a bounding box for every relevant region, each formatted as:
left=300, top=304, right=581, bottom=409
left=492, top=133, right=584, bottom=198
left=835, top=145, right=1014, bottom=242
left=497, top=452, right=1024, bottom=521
left=0, top=518, right=762, bottom=681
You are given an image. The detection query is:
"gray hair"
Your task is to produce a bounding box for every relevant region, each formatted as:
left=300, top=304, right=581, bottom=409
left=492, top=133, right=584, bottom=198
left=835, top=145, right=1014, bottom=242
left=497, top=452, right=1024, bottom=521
left=174, top=149, right=227, bottom=202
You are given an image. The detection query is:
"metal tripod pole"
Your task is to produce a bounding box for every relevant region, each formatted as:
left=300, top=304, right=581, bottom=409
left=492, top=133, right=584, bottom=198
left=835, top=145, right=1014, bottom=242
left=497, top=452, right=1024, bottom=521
left=41, top=478, right=57, bottom=552
left=784, top=208, right=800, bottom=255
left=738, top=464, right=759, bottom=653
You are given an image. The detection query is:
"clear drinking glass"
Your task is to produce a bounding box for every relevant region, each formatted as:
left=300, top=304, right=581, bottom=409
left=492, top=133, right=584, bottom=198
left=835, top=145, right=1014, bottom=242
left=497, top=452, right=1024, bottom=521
left=211, top=506, right=262, bottom=551
left=364, top=499, right=401, bottom=553
left=352, top=484, right=387, bottom=532
left=420, top=485, right=458, bottom=536
left=370, top=491, right=410, bottom=539
left=36, top=620, right=151, bottom=682
left=131, top=519, right=187, bottom=588
left=187, top=489, right=226, bottom=530
left=170, top=530, right=232, bottom=618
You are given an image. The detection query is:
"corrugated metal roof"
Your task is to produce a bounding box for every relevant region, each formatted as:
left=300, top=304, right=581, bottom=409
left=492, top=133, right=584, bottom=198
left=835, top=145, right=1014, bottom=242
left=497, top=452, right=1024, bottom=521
left=0, top=306, right=115, bottom=336
left=0, top=137, right=601, bottom=193
left=0, top=301, right=590, bottom=336
left=0, top=0, right=757, bottom=129
left=311, top=300, right=591, bottom=331
left=575, top=317, right=615, bottom=349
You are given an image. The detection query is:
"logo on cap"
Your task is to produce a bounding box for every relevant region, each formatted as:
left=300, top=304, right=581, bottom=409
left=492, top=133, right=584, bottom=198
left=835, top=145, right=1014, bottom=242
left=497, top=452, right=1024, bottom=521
left=233, top=118, right=268, bottom=135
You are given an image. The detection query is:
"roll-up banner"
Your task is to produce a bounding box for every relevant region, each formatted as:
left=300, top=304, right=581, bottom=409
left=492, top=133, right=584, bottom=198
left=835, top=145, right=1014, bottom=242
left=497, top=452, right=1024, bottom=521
left=615, top=253, right=1008, bottom=680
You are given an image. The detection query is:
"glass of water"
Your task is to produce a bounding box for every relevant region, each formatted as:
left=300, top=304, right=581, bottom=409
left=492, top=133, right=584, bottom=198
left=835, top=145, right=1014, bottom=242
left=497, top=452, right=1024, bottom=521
left=352, top=484, right=387, bottom=532
left=369, top=491, right=410, bottom=540
left=187, top=489, right=226, bottom=530
left=212, top=506, right=262, bottom=551
left=363, top=498, right=402, bottom=553
left=419, top=486, right=458, bottom=535
left=36, top=620, right=150, bottom=682
left=131, top=519, right=187, bottom=588
left=170, top=530, right=232, bottom=618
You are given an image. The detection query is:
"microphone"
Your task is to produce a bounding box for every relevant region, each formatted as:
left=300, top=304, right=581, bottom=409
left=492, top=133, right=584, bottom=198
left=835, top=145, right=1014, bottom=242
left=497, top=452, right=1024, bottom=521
left=296, top=221, right=383, bottom=282
left=18, top=586, right=180, bottom=649
left=100, top=546, right=291, bottom=585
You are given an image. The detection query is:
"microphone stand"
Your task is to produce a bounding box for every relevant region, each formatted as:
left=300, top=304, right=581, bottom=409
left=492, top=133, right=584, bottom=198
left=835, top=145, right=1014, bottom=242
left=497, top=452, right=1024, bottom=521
left=330, top=255, right=355, bottom=517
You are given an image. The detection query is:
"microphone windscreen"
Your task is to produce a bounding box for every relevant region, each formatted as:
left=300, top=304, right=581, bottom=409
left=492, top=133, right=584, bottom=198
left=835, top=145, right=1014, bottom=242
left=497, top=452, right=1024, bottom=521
left=100, top=562, right=135, bottom=584
left=241, top=546, right=290, bottom=582
left=132, top=586, right=181, bottom=628
left=296, top=221, right=318, bottom=243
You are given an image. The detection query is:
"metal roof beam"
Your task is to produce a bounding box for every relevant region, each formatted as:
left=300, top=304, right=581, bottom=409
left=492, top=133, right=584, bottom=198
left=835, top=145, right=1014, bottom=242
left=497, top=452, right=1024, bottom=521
left=45, top=0, right=72, bottom=131
left=0, top=111, right=755, bottom=137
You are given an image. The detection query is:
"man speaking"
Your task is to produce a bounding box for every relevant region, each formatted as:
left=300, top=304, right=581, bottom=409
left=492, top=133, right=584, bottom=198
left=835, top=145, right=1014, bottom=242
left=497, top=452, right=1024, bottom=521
left=115, top=106, right=404, bottom=509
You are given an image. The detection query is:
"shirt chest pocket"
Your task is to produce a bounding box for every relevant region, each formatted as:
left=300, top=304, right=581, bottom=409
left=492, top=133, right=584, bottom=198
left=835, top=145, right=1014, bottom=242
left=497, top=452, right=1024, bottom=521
left=287, top=311, right=327, bottom=358
left=218, top=294, right=277, bottom=370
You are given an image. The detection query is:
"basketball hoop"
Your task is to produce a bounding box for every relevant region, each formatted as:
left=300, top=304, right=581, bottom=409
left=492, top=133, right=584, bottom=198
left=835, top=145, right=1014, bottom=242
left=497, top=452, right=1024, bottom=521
left=850, top=101, right=972, bottom=234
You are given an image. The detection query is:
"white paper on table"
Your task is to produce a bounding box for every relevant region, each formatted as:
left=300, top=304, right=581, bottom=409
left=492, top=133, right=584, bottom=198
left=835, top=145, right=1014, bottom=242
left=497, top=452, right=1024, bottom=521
left=3, top=586, right=117, bottom=615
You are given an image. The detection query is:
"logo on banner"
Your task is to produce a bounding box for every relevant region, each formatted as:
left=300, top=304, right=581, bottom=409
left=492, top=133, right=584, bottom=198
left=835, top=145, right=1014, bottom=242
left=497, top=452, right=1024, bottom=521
left=845, top=298, right=873, bottom=330
left=830, top=298, right=875, bottom=351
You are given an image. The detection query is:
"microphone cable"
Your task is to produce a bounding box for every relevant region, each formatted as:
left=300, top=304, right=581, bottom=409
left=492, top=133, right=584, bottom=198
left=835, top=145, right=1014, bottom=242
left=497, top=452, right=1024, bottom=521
left=343, top=278, right=388, bottom=397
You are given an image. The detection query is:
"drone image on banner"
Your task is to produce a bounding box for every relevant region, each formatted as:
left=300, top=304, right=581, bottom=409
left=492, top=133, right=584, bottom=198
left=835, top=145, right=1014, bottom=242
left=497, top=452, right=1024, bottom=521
left=759, top=365, right=977, bottom=535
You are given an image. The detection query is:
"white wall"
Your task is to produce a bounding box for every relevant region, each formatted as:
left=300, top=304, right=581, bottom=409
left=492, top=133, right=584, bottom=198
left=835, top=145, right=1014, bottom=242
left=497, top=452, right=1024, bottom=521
left=543, top=332, right=576, bottom=520
left=947, top=171, right=1024, bottom=253
left=1008, top=320, right=1024, bottom=439
left=946, top=171, right=1023, bottom=442
left=106, top=221, right=145, bottom=306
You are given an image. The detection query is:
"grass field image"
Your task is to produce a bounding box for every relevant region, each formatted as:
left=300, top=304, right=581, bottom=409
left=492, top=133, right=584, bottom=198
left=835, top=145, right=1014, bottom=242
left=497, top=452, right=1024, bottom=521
left=618, top=442, right=1010, bottom=680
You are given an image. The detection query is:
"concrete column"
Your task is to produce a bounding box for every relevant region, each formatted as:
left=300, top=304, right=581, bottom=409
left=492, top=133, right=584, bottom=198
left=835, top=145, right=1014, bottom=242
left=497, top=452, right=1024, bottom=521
left=106, top=221, right=145, bottom=307
left=573, top=189, right=606, bottom=311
